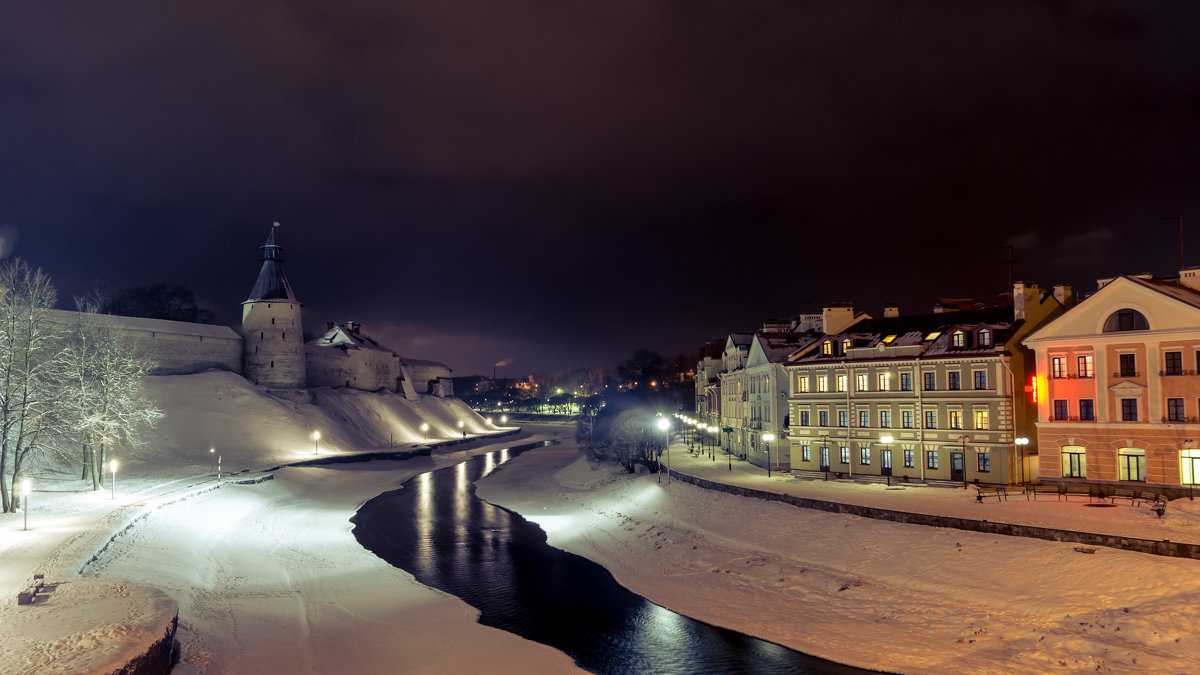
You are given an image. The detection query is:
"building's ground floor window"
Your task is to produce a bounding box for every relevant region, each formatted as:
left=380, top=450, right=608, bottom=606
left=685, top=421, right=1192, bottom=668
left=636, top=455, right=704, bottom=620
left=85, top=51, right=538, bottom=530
left=903, top=449, right=915, bottom=467
left=977, top=450, right=990, bottom=472
left=801, top=444, right=811, bottom=462
left=860, top=447, right=871, bottom=465
left=1118, top=448, right=1146, bottom=481
left=927, top=450, right=939, bottom=469
left=1062, top=446, right=1086, bottom=478
left=1182, top=448, right=1200, bottom=485
left=840, top=446, right=850, bottom=464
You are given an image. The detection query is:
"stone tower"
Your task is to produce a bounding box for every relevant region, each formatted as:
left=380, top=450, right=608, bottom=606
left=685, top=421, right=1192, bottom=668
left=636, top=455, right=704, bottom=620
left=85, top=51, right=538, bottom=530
left=242, top=224, right=306, bottom=389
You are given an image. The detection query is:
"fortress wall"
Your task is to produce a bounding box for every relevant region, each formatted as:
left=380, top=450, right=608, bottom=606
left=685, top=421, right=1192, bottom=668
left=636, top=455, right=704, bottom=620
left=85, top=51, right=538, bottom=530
left=46, top=309, right=243, bottom=375
left=306, top=345, right=399, bottom=392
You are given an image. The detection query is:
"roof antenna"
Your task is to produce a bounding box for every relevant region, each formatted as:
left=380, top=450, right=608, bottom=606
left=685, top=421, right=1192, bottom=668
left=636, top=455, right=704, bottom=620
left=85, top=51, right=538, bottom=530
left=1002, top=245, right=1016, bottom=289
left=1165, top=216, right=1184, bottom=270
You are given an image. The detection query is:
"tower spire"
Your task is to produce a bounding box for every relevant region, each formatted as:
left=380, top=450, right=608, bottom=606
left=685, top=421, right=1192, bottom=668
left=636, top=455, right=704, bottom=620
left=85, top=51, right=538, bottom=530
left=245, top=222, right=296, bottom=302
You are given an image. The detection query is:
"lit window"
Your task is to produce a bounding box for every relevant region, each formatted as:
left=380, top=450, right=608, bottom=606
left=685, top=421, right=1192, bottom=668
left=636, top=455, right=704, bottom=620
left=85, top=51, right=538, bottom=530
left=1051, top=357, right=1066, bottom=378
left=818, top=377, right=829, bottom=392
left=836, top=374, right=847, bottom=392
left=798, top=377, right=810, bottom=393
left=856, top=373, right=869, bottom=391
left=882, top=334, right=897, bottom=343
left=974, top=410, right=988, bottom=430
left=842, top=338, right=851, bottom=353
left=1181, top=448, right=1200, bottom=485
left=978, top=329, right=991, bottom=347
left=878, top=372, right=891, bottom=391
left=1077, top=355, right=1094, bottom=378
left=801, top=445, right=811, bottom=462
left=840, top=446, right=850, bottom=464
left=949, top=410, right=962, bottom=429
left=952, top=331, right=965, bottom=347
left=860, top=447, right=871, bottom=465
left=1062, top=446, right=1086, bottom=477
left=925, top=332, right=941, bottom=341
left=1118, top=448, right=1146, bottom=481
left=822, top=341, right=833, bottom=355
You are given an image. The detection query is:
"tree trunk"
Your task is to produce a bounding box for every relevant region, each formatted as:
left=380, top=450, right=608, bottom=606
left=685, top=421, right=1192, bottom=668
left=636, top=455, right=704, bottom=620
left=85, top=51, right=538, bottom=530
left=81, top=443, right=89, bottom=480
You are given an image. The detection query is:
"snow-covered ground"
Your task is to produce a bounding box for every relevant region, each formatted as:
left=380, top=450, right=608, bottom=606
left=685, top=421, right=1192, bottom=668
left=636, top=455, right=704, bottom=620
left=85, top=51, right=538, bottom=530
left=4, top=371, right=1200, bottom=673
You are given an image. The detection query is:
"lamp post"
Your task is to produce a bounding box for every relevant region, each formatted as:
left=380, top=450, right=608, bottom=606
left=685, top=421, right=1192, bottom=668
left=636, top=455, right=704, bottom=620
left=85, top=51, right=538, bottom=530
left=312, top=430, right=320, bottom=456
left=881, top=434, right=894, bottom=486
left=821, top=434, right=831, bottom=481
left=1014, top=436, right=1030, bottom=485
left=109, top=459, right=118, bottom=500
left=657, top=417, right=671, bottom=484
left=210, top=447, right=215, bottom=473
left=21, top=478, right=30, bottom=531
left=500, top=415, right=507, bottom=425
left=724, top=427, right=732, bottom=470
left=958, top=434, right=970, bottom=490
left=458, top=420, right=465, bottom=438
left=763, top=433, right=775, bottom=478
left=420, top=422, right=429, bottom=441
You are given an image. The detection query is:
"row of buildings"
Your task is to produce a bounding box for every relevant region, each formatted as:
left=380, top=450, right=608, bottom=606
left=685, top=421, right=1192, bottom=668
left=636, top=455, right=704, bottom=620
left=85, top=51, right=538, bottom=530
left=694, top=271, right=1200, bottom=496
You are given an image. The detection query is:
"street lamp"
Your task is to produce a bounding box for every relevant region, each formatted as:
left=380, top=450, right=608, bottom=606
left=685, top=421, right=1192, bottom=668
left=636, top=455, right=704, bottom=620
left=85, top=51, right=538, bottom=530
left=420, top=422, right=429, bottom=441
left=657, top=417, right=671, bottom=484
left=1014, top=436, right=1030, bottom=485
left=500, top=415, right=507, bottom=425
left=210, top=447, right=215, bottom=473
left=458, top=420, right=466, bottom=438
left=763, top=433, right=775, bottom=478
left=958, top=435, right=970, bottom=490
left=312, top=430, right=321, bottom=455
left=486, top=417, right=493, bottom=426
left=21, top=478, right=31, bottom=531
left=109, top=459, right=118, bottom=500
left=881, top=434, right=894, bottom=486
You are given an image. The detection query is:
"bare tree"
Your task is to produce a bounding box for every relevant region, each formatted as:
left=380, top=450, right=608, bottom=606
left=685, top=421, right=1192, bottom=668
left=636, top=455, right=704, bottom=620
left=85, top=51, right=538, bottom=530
left=0, top=260, right=66, bottom=512
left=61, top=297, right=163, bottom=490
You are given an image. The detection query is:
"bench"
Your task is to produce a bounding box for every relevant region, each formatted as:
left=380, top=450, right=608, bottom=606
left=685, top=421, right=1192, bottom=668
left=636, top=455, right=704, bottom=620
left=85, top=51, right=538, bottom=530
left=1023, top=484, right=1061, bottom=501
left=1108, top=487, right=1140, bottom=505
left=974, top=485, right=1007, bottom=502
left=17, top=574, right=44, bottom=606
left=1024, top=483, right=1095, bottom=501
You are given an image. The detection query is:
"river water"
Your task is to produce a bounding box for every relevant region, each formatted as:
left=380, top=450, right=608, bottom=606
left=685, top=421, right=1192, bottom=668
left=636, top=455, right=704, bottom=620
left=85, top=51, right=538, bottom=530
left=351, top=443, right=866, bottom=674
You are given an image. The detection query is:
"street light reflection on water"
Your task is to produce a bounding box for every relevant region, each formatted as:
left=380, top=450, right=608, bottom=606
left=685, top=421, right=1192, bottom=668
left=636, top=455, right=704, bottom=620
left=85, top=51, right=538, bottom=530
left=352, top=442, right=865, bottom=675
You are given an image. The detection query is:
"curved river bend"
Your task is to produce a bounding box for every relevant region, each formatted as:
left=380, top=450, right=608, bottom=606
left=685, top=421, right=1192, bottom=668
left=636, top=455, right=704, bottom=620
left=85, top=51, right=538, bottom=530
left=352, top=443, right=866, bottom=674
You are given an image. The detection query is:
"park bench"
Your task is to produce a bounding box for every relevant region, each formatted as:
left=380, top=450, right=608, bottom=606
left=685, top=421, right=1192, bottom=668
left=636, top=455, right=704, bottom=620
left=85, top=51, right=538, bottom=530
left=1023, top=484, right=1060, bottom=501
left=974, top=485, right=1007, bottom=502
left=17, top=574, right=44, bottom=605
left=1108, top=487, right=1140, bottom=505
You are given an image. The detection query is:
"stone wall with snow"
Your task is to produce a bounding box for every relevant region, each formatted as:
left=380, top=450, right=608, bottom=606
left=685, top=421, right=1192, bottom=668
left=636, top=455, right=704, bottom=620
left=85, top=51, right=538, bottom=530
left=46, top=309, right=243, bottom=376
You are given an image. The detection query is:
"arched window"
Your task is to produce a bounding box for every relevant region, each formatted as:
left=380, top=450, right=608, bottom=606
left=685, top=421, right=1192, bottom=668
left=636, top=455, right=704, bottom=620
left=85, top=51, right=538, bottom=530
left=1103, top=309, right=1149, bottom=332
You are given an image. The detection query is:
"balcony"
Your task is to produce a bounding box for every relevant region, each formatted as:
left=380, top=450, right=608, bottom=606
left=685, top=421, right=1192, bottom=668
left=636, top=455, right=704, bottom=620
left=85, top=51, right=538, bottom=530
left=749, top=419, right=762, bottom=429
left=1112, top=371, right=1139, bottom=379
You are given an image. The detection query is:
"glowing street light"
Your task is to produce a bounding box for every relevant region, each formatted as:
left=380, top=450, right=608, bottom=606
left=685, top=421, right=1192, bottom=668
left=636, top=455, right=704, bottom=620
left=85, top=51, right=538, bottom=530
left=109, top=459, right=118, bottom=500
left=458, top=420, right=465, bottom=438
left=1015, top=436, right=1030, bottom=484
left=762, top=433, right=775, bottom=478
left=210, top=447, right=215, bottom=473
left=881, top=434, right=895, bottom=486
left=500, top=415, right=507, bottom=425
left=312, top=430, right=321, bottom=455
left=486, top=417, right=493, bottom=426
left=657, top=417, right=671, bottom=484
left=420, top=422, right=430, bottom=441
left=21, top=478, right=31, bottom=531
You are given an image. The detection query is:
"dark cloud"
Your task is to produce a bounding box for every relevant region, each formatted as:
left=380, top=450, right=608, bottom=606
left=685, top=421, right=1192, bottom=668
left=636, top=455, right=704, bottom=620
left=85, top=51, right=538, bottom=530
left=5, top=1, right=1200, bottom=375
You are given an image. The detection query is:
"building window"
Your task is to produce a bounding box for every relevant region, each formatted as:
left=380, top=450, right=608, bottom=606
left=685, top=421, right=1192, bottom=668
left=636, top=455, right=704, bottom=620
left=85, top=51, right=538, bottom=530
left=1103, top=309, right=1149, bottom=332
left=903, top=449, right=915, bottom=467
left=840, top=446, right=850, bottom=464
left=818, top=376, right=829, bottom=393
left=1051, top=357, right=1066, bottom=378
left=801, top=445, right=811, bottom=462
left=838, top=410, right=848, bottom=427
left=856, top=373, right=869, bottom=391
left=822, top=341, right=833, bottom=355
left=880, top=410, right=892, bottom=428
left=1165, top=351, right=1184, bottom=376
left=860, top=447, right=871, bottom=465
left=1118, top=353, right=1137, bottom=378
left=1077, top=355, right=1094, bottom=378
left=927, top=451, right=939, bottom=469
left=923, top=372, right=936, bottom=390
left=1053, top=399, right=1069, bottom=421
left=948, top=410, right=962, bottom=429
left=1118, top=448, right=1146, bottom=481
left=902, top=410, right=914, bottom=428
left=800, top=410, right=810, bottom=426
left=952, top=331, right=965, bottom=347
left=836, top=374, right=847, bottom=392
left=1062, top=446, right=1086, bottom=478
left=978, top=329, right=991, bottom=347
left=948, top=372, right=961, bottom=390
left=974, top=410, right=988, bottom=430
left=973, top=371, right=987, bottom=390
left=842, top=338, right=851, bottom=353
left=1168, top=397, right=1185, bottom=422
left=818, top=411, right=828, bottom=426
left=1181, top=449, right=1200, bottom=485
left=799, top=377, right=810, bottom=393
left=1079, top=399, right=1094, bottom=421
left=878, top=373, right=891, bottom=391
left=924, top=410, right=937, bottom=429
left=859, top=410, right=870, bottom=427
left=1121, top=398, right=1138, bottom=421
left=978, top=451, right=990, bottom=472
left=900, top=372, right=913, bottom=391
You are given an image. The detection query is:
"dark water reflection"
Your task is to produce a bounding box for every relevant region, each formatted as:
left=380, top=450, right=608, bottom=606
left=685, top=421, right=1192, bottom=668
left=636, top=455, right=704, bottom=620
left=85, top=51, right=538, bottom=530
left=352, top=443, right=867, bottom=674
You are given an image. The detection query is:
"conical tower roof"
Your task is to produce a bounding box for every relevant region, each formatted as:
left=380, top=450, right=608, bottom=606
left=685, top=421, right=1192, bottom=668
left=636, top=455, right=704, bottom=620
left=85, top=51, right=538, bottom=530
left=244, top=223, right=297, bottom=302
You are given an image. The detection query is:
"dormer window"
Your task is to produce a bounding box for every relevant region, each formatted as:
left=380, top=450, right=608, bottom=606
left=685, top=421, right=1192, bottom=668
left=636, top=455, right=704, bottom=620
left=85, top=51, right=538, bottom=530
left=952, top=330, right=965, bottom=348
left=978, top=329, right=991, bottom=347
left=822, top=341, right=833, bottom=356
left=841, top=338, right=851, bottom=353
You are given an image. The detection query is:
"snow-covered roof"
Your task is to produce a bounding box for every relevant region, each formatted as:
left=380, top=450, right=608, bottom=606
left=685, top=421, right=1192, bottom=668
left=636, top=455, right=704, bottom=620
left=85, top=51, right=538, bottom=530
left=45, top=309, right=240, bottom=340
left=309, top=323, right=397, bottom=354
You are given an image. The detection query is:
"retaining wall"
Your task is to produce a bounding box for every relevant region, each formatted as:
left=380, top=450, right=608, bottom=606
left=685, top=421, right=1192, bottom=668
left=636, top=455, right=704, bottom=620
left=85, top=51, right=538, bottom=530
left=668, top=469, right=1200, bottom=560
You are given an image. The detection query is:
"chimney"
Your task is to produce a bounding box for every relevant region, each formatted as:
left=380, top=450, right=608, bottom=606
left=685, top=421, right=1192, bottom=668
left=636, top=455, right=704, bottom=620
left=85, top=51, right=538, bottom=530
left=1013, top=281, right=1040, bottom=321
left=1180, top=267, right=1200, bottom=293
left=347, top=321, right=360, bottom=335
left=1052, top=283, right=1074, bottom=308
left=822, top=304, right=856, bottom=335
left=883, top=304, right=899, bottom=318
left=326, top=321, right=335, bottom=331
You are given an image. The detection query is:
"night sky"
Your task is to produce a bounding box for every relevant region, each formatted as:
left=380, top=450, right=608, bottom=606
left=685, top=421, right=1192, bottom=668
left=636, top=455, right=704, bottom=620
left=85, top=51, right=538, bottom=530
left=4, top=2, right=1200, bottom=377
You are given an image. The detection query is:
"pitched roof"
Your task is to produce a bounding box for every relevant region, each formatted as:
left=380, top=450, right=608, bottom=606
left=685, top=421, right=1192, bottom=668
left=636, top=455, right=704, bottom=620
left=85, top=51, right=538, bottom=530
left=1125, top=275, right=1200, bottom=312
left=245, top=225, right=297, bottom=302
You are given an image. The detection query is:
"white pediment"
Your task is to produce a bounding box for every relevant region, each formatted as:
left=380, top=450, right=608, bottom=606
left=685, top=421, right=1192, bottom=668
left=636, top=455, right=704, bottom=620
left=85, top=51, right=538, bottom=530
left=1108, top=380, right=1146, bottom=394
left=1025, top=276, right=1200, bottom=345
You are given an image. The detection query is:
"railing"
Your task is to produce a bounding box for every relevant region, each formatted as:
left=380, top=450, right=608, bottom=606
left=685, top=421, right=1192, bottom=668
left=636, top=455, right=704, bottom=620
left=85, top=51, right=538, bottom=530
left=1113, top=371, right=1140, bottom=378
